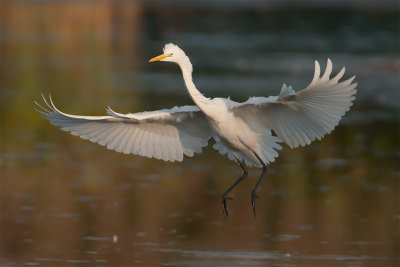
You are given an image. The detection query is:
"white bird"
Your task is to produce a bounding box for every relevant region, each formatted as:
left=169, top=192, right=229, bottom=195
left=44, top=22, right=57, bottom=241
left=36, top=43, right=357, bottom=218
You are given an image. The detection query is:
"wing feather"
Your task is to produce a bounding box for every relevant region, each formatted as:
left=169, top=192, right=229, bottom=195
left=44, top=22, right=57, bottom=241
left=110, top=125, right=128, bottom=151
left=37, top=95, right=212, bottom=162
left=233, top=59, right=357, bottom=148
left=116, top=126, right=132, bottom=153
left=167, top=135, right=176, bottom=161
left=122, top=127, right=135, bottom=154
left=147, top=130, right=155, bottom=159
left=133, top=128, right=144, bottom=156
left=140, top=126, right=149, bottom=157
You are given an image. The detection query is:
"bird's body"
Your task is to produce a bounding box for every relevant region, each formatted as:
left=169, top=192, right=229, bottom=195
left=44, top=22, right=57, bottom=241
left=36, top=43, right=357, bottom=217
left=206, top=97, right=275, bottom=166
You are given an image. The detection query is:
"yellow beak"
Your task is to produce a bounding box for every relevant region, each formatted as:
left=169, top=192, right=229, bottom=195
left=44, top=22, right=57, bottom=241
left=149, top=53, right=170, bottom=62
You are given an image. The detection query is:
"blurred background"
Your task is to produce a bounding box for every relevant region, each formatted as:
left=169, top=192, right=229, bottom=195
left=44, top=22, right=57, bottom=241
left=1, top=0, right=399, bottom=266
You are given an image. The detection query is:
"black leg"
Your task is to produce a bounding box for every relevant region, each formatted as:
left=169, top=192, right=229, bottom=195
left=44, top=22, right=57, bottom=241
left=251, top=152, right=267, bottom=218
left=222, top=151, right=248, bottom=218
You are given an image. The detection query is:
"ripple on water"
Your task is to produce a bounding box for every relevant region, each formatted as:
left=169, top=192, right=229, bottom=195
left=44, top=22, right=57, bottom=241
left=34, top=258, right=63, bottom=263
left=84, top=250, right=98, bottom=254
left=66, top=260, right=91, bottom=263
left=52, top=213, right=81, bottom=218
left=292, top=225, right=314, bottom=231
left=317, top=158, right=348, bottom=170
left=270, top=234, right=302, bottom=241
left=83, top=236, right=113, bottom=241
left=136, top=232, right=147, bottom=237
left=133, top=173, right=160, bottom=181
left=20, top=206, right=35, bottom=211
left=74, top=196, right=103, bottom=202
left=151, top=248, right=390, bottom=266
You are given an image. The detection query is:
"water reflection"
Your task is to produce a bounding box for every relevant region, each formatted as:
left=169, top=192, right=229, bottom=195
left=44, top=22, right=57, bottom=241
left=1, top=1, right=399, bottom=266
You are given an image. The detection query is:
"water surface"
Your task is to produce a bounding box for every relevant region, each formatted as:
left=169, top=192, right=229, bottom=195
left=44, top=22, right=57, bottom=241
left=1, top=1, right=399, bottom=266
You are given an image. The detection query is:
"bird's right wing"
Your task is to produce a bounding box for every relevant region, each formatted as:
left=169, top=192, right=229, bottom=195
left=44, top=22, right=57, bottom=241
left=36, top=95, right=212, bottom=162
left=232, top=59, right=357, bottom=148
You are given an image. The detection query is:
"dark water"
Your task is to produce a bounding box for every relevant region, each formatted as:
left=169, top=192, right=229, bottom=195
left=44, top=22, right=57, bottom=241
left=1, top=1, right=399, bottom=266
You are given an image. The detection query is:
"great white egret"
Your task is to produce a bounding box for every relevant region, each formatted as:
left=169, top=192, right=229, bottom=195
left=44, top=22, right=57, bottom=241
left=36, top=43, right=357, bottom=218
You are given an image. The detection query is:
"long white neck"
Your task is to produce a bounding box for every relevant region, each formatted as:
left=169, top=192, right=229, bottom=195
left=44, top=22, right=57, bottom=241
left=178, top=57, right=210, bottom=111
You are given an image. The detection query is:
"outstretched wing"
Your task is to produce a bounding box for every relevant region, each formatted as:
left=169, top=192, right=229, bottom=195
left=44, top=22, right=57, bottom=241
left=36, top=95, right=212, bottom=162
left=233, top=59, right=357, bottom=148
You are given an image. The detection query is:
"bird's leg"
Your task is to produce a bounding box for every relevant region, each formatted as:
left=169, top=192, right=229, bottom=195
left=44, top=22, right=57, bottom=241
left=251, top=151, right=267, bottom=218
left=222, top=151, right=248, bottom=218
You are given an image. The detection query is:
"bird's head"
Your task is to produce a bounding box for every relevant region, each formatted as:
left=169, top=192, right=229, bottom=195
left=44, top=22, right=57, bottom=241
left=149, top=43, right=187, bottom=64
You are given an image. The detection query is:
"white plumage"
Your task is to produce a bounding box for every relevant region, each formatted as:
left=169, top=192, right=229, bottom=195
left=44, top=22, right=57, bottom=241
left=36, top=97, right=211, bottom=162
left=36, top=43, right=357, bottom=217
left=233, top=60, right=356, bottom=149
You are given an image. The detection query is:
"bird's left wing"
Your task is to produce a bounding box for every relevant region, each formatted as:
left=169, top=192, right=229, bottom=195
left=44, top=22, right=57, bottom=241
left=232, top=59, right=357, bottom=148
left=36, top=95, right=212, bottom=162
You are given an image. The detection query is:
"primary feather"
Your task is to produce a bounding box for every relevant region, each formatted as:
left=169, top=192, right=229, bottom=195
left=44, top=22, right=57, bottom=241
left=232, top=59, right=357, bottom=149
left=36, top=95, right=212, bottom=162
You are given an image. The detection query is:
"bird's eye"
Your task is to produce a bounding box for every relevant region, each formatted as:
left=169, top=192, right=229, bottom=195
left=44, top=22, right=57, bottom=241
left=169, top=53, right=173, bottom=56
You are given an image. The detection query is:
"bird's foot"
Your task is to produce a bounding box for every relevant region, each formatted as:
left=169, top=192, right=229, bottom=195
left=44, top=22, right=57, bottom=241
left=251, top=190, right=260, bottom=218
left=222, top=194, right=234, bottom=218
